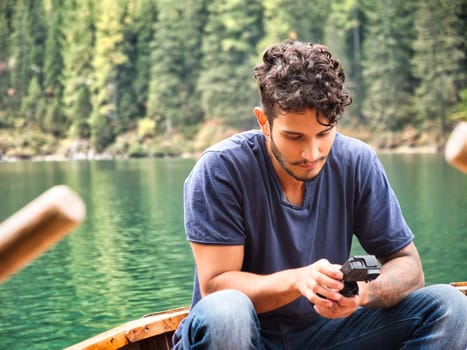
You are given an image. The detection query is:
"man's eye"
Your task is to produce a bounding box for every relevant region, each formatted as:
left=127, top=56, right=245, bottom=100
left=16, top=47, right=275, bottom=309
left=286, top=134, right=302, bottom=141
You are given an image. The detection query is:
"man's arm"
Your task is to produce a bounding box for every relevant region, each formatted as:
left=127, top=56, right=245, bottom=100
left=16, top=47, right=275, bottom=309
left=190, top=242, right=345, bottom=314
left=313, top=242, right=424, bottom=319
left=359, top=242, right=424, bottom=308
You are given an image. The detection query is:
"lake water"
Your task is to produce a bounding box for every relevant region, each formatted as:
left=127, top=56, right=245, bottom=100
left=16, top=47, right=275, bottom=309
left=0, top=154, right=465, bottom=349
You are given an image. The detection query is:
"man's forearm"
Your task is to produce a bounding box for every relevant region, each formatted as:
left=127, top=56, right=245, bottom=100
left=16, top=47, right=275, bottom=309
left=206, top=269, right=302, bottom=314
left=361, top=243, right=424, bottom=308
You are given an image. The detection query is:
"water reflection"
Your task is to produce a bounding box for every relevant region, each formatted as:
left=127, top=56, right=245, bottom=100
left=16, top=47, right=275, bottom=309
left=0, top=159, right=195, bottom=349
left=378, top=153, right=467, bottom=284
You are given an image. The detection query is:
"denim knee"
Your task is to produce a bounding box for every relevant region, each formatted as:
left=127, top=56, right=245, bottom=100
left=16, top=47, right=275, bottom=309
left=417, top=284, right=467, bottom=313
left=178, top=290, right=262, bottom=350
left=194, top=289, right=257, bottom=324
left=408, top=284, right=467, bottom=349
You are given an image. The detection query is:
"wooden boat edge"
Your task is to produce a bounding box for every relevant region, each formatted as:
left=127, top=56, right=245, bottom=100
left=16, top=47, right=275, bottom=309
left=64, top=306, right=189, bottom=350
left=450, top=281, right=467, bottom=296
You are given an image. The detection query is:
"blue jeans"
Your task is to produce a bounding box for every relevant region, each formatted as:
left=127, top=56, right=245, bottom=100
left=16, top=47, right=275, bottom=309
left=172, top=285, right=467, bottom=349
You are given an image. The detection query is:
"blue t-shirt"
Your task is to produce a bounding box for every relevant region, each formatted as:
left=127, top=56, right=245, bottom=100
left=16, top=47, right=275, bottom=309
left=184, top=130, right=413, bottom=325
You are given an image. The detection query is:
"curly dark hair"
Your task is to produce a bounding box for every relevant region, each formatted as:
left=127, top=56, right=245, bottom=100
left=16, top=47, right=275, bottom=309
left=253, top=40, right=351, bottom=126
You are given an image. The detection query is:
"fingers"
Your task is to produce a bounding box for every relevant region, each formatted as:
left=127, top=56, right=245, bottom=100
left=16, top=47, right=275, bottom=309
left=295, top=259, right=360, bottom=319
left=314, top=295, right=359, bottom=319
left=297, top=259, right=344, bottom=305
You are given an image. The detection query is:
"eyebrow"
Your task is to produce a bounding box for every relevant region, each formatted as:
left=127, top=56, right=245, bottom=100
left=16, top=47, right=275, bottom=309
left=281, top=130, right=303, bottom=136
left=281, top=126, right=334, bottom=137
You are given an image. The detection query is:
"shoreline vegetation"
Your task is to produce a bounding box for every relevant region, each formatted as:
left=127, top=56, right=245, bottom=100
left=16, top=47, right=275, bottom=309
left=1, top=1, right=465, bottom=164
left=0, top=119, right=448, bottom=162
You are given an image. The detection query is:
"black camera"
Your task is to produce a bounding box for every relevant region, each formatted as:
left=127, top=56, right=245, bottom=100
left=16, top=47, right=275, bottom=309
left=340, top=255, right=380, bottom=297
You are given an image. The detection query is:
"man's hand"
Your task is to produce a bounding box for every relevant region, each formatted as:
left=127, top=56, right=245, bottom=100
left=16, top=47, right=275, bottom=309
left=295, top=259, right=361, bottom=318
left=313, top=294, right=360, bottom=319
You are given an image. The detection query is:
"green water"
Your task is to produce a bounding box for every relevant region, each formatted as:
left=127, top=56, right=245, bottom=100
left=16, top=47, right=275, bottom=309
left=0, top=155, right=465, bottom=349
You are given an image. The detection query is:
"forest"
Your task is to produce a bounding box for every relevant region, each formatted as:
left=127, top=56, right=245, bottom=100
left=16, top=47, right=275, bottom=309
left=0, top=0, right=466, bottom=159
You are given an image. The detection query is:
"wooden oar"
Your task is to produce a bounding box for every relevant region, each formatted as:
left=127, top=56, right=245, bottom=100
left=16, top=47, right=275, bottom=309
left=445, top=121, right=467, bottom=173
left=0, top=185, right=86, bottom=283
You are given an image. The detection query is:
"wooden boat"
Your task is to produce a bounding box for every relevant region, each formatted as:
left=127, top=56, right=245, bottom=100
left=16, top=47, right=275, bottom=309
left=64, top=306, right=189, bottom=350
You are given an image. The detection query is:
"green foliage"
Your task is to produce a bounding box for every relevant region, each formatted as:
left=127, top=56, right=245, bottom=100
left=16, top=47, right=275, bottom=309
left=412, top=0, right=466, bottom=134
left=259, top=0, right=330, bottom=50
left=448, top=89, right=467, bottom=123
left=90, top=0, right=127, bottom=151
left=0, top=0, right=14, bottom=113
left=61, top=0, right=95, bottom=135
left=0, top=127, right=58, bottom=157
left=131, top=0, right=158, bottom=121
left=137, top=118, right=156, bottom=138
left=362, top=0, right=416, bottom=131
left=20, top=76, right=42, bottom=127
left=147, top=0, right=206, bottom=137
left=324, top=0, right=365, bottom=119
left=0, top=1, right=13, bottom=61
left=1, top=0, right=467, bottom=156
left=28, top=0, right=47, bottom=86
left=198, top=0, right=263, bottom=127
left=43, top=0, right=64, bottom=100
left=43, top=98, right=67, bottom=137
left=9, top=0, right=34, bottom=102
left=69, top=85, right=92, bottom=138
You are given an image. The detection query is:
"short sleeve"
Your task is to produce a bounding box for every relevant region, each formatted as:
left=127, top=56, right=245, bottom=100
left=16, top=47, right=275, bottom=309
left=184, top=151, right=246, bottom=245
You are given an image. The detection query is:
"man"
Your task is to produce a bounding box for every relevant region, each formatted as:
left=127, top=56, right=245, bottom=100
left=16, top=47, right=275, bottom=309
left=173, top=40, right=467, bottom=349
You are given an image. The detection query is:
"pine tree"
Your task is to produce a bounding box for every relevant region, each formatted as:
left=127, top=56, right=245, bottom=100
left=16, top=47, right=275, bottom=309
left=0, top=0, right=14, bottom=123
left=147, top=0, right=207, bottom=137
left=61, top=0, right=94, bottom=138
left=361, top=0, right=416, bottom=131
left=9, top=0, right=47, bottom=127
left=20, top=76, right=42, bottom=127
left=461, top=2, right=467, bottom=83
left=71, top=85, right=92, bottom=138
left=412, top=0, right=466, bottom=135
left=9, top=0, right=34, bottom=107
left=131, top=0, right=158, bottom=122
left=259, top=0, right=330, bottom=49
left=324, top=0, right=366, bottom=121
left=113, top=0, right=158, bottom=134
left=43, top=0, right=66, bottom=135
left=28, top=0, right=47, bottom=87
left=44, top=0, right=64, bottom=99
left=89, top=0, right=127, bottom=151
left=43, top=98, right=67, bottom=137
left=114, top=0, right=138, bottom=135
left=178, top=0, right=207, bottom=127
left=197, top=0, right=263, bottom=128
left=0, top=1, right=12, bottom=64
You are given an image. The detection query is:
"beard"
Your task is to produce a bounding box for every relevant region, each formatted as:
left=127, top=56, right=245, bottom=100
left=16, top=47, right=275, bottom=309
left=269, top=134, right=322, bottom=182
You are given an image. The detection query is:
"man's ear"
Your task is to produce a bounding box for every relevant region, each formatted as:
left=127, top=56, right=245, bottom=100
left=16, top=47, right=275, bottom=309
left=254, top=107, right=270, bottom=136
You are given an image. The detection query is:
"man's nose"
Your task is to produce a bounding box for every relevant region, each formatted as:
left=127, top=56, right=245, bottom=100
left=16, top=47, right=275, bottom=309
left=301, top=140, right=319, bottom=160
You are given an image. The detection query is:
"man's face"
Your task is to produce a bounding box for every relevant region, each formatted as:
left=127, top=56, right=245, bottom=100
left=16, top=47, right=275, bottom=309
left=258, top=108, right=336, bottom=182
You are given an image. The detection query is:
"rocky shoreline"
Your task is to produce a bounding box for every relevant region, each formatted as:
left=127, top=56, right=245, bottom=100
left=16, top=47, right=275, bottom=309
left=0, top=123, right=447, bottom=162
left=0, top=140, right=444, bottom=163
